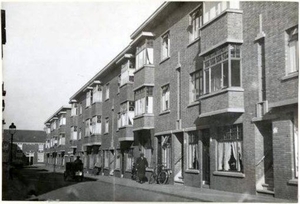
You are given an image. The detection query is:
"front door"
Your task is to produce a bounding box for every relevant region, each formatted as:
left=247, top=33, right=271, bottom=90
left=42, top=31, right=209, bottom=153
left=202, top=129, right=210, bottom=186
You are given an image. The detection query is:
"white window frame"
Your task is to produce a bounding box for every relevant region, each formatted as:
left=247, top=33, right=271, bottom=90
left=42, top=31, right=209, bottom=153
left=189, top=6, right=202, bottom=42
left=92, top=85, right=102, bottom=103
left=78, top=128, right=82, bottom=140
left=59, top=114, right=66, bottom=126
left=135, top=39, right=154, bottom=70
left=161, top=84, right=170, bottom=112
left=105, top=83, right=110, bottom=100
left=286, top=26, right=299, bottom=75
left=203, top=1, right=238, bottom=24
left=161, top=32, right=170, bottom=60
left=86, top=90, right=92, bottom=107
left=120, top=59, right=135, bottom=86
left=190, top=70, right=203, bottom=102
left=71, top=103, right=78, bottom=116
left=134, top=87, right=153, bottom=116
left=85, top=119, right=91, bottom=137
left=92, top=115, right=102, bottom=135
left=188, top=131, right=199, bottom=170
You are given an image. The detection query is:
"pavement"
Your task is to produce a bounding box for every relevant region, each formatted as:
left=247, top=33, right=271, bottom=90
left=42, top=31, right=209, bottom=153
left=37, top=164, right=295, bottom=202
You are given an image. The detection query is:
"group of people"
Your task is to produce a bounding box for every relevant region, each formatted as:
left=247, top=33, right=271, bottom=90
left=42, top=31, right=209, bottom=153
left=73, top=153, right=149, bottom=183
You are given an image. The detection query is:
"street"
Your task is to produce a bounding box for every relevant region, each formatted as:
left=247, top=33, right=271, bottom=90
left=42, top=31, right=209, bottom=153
left=2, top=166, right=196, bottom=201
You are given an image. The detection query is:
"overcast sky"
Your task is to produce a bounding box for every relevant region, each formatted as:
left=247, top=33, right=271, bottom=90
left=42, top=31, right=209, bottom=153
left=2, top=1, right=163, bottom=130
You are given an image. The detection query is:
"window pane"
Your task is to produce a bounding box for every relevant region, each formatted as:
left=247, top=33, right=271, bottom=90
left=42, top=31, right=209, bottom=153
left=211, top=64, right=222, bottom=92
left=223, top=61, right=228, bottom=88
left=231, top=60, right=241, bottom=87
left=205, top=69, right=209, bottom=93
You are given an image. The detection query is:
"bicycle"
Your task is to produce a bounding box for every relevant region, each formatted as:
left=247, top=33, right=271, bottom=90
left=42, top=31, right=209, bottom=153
left=148, top=164, right=172, bottom=184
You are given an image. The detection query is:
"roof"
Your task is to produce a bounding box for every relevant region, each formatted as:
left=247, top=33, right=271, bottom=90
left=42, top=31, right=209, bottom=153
left=45, top=106, right=71, bottom=124
left=3, top=130, right=46, bottom=143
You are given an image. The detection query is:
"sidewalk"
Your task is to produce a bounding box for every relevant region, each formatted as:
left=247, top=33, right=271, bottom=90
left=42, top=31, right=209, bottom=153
left=39, top=165, right=294, bottom=202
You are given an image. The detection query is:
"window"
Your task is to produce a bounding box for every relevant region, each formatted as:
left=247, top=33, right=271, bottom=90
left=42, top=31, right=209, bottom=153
left=105, top=117, right=109, bottom=133
left=120, top=101, right=134, bottom=127
left=190, top=70, right=203, bottom=102
left=117, top=113, right=121, bottom=129
left=117, top=75, right=121, bottom=93
left=136, top=39, right=154, bottom=70
left=161, top=32, right=170, bottom=60
left=161, top=135, right=171, bottom=169
left=92, top=115, right=102, bottom=135
left=203, top=1, right=239, bottom=24
left=51, top=120, right=56, bottom=131
left=125, top=149, right=134, bottom=170
left=120, top=59, right=135, bottom=86
left=105, top=83, right=110, bottom=100
left=85, top=119, right=92, bottom=137
left=78, top=128, right=82, bottom=140
left=116, top=150, right=121, bottom=169
left=59, top=114, right=66, bottom=126
left=189, top=7, right=202, bottom=42
left=71, top=103, right=77, bottom=116
left=79, top=103, right=83, bottom=115
left=59, top=134, right=65, bottom=145
left=71, top=126, right=78, bottom=140
left=217, top=124, right=243, bottom=172
left=92, top=85, right=102, bottom=103
left=204, top=44, right=241, bottom=94
left=86, top=90, right=92, bottom=107
left=38, top=144, right=44, bottom=152
left=161, top=85, right=170, bottom=112
left=286, top=26, right=299, bottom=74
left=293, top=114, right=298, bottom=178
left=188, top=131, right=199, bottom=170
left=104, top=150, right=109, bottom=168
left=17, top=143, right=23, bottom=150
left=134, top=86, right=153, bottom=116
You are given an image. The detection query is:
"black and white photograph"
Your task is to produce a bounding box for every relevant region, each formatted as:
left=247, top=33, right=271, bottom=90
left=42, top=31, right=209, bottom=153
left=1, top=1, right=298, bottom=202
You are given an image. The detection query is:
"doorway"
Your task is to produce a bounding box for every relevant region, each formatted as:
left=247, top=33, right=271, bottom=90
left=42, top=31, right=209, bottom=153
left=202, top=129, right=210, bottom=186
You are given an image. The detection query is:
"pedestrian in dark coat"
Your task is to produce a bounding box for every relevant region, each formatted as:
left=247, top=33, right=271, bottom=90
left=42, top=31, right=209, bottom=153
left=136, top=153, right=148, bottom=183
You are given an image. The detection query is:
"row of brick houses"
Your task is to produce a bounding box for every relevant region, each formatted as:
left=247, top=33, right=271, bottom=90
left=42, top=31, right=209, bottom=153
left=43, top=1, right=298, bottom=200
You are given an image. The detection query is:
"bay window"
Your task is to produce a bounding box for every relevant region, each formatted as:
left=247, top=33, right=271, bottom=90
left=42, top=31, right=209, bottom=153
left=134, top=86, right=153, bottom=116
left=105, top=83, right=110, bottom=100
left=203, top=1, right=239, bottom=24
left=203, top=44, right=241, bottom=94
left=190, top=70, right=203, bottom=102
left=217, top=124, right=243, bottom=172
left=71, top=103, right=77, bottom=116
left=125, top=149, right=134, bottom=170
left=161, top=85, right=170, bottom=112
left=286, top=26, right=299, bottom=74
left=188, top=131, right=199, bottom=170
left=136, top=39, right=154, bottom=70
left=161, top=32, right=170, bottom=60
left=120, top=101, right=134, bottom=127
left=86, top=90, right=92, bottom=107
left=85, top=119, right=91, bottom=137
left=92, top=115, right=102, bottom=135
left=120, top=59, right=135, bottom=86
left=92, top=85, right=102, bottom=103
left=59, top=114, right=66, bottom=126
left=189, top=6, right=202, bottom=42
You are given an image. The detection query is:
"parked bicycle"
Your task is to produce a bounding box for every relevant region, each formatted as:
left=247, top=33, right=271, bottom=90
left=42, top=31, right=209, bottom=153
left=148, top=164, right=172, bottom=184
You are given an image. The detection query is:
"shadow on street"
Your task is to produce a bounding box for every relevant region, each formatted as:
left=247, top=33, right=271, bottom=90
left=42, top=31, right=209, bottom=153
left=2, top=165, right=96, bottom=200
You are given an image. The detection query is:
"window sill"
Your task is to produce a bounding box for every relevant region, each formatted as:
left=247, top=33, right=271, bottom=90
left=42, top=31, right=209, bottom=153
left=104, top=132, right=109, bottom=135
left=119, top=125, right=133, bottom=129
left=134, top=64, right=155, bottom=74
left=213, top=171, right=245, bottom=178
left=85, top=106, right=90, bottom=109
left=105, top=98, right=109, bottom=102
left=281, top=71, right=298, bottom=81
left=159, top=110, right=171, bottom=116
left=187, top=101, right=200, bottom=108
left=187, top=37, right=200, bottom=48
left=185, top=169, right=200, bottom=174
left=133, top=113, right=154, bottom=120
left=160, top=56, right=170, bottom=65
left=120, top=82, right=134, bottom=89
left=288, top=179, right=298, bottom=186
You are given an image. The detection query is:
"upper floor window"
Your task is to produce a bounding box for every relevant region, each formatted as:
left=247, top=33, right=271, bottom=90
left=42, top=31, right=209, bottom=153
left=92, top=115, right=102, bottom=135
left=203, top=1, right=239, bottom=24
left=59, top=114, right=66, bottom=126
left=92, top=85, right=102, bottom=103
left=38, top=144, right=44, bottom=152
left=120, top=101, right=134, bottom=127
left=189, top=7, right=202, bottom=42
left=203, top=44, right=241, bottom=94
left=217, top=124, right=243, bottom=172
left=117, top=75, right=121, bottom=93
left=71, top=103, right=77, bottom=116
left=71, top=126, right=78, bottom=140
left=286, top=26, right=299, bottom=75
left=190, top=70, right=203, bottom=102
left=105, top=83, right=110, bottom=100
left=51, top=120, right=57, bottom=131
left=120, top=59, right=135, bottom=86
left=136, top=39, right=154, bottom=70
left=58, top=133, right=66, bottom=145
left=161, top=84, right=170, bottom=112
left=161, top=32, right=170, bottom=60
left=86, top=90, right=92, bottom=107
left=105, top=117, right=109, bottom=133
left=79, top=103, right=83, bottom=115
left=85, top=119, right=92, bottom=137
left=134, top=86, right=153, bottom=116
left=78, top=128, right=82, bottom=140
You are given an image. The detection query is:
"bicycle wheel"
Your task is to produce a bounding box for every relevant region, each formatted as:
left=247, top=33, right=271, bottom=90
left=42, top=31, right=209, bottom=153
left=148, top=173, right=156, bottom=184
left=158, top=171, right=168, bottom=184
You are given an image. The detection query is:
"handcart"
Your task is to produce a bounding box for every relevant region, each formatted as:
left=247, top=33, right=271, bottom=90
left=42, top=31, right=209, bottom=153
left=63, top=162, right=84, bottom=181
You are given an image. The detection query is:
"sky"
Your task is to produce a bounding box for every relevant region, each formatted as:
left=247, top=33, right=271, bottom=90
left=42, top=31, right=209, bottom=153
left=2, top=1, right=163, bottom=131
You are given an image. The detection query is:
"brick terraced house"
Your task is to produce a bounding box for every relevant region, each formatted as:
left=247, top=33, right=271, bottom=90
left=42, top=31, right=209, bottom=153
left=43, top=2, right=298, bottom=200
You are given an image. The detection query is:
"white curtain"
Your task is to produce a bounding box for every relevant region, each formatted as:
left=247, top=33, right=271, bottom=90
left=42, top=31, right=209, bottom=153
left=146, top=48, right=153, bottom=65
left=147, top=96, right=153, bottom=113
left=224, top=142, right=231, bottom=171
left=218, top=143, right=224, bottom=170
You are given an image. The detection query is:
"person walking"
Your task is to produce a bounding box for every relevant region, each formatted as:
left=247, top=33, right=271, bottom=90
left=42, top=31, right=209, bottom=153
left=136, top=152, right=148, bottom=184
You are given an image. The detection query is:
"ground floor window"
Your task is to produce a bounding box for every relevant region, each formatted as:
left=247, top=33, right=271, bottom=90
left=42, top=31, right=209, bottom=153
left=116, top=150, right=121, bottom=169
left=188, top=131, right=199, bottom=170
left=125, top=149, right=134, bottom=170
left=84, top=154, right=88, bottom=168
left=89, top=154, right=94, bottom=169
left=293, top=114, right=298, bottom=178
left=217, top=124, right=243, bottom=172
left=104, top=151, right=109, bottom=168
left=161, top=135, right=171, bottom=169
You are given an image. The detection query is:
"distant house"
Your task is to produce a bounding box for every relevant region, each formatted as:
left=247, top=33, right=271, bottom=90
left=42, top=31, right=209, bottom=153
left=3, top=130, right=46, bottom=165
